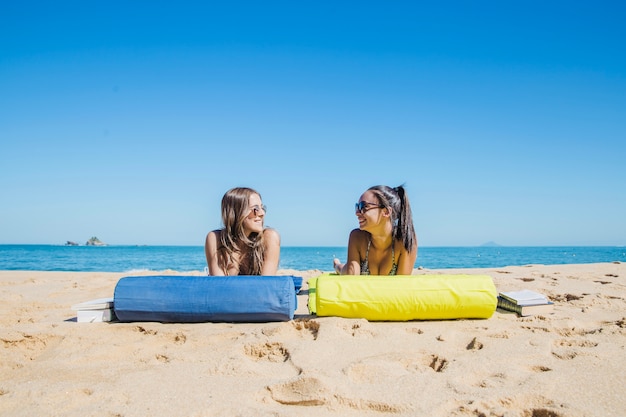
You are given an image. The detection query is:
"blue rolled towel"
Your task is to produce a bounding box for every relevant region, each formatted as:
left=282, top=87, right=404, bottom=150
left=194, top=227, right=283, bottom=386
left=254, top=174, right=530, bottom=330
left=114, top=275, right=300, bottom=323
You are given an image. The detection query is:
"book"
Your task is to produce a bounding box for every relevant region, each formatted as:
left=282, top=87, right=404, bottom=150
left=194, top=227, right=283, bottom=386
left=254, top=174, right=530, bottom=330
left=497, top=296, right=554, bottom=316
left=76, top=308, right=115, bottom=323
left=72, top=298, right=115, bottom=323
left=71, top=297, right=114, bottom=311
left=499, top=289, right=549, bottom=306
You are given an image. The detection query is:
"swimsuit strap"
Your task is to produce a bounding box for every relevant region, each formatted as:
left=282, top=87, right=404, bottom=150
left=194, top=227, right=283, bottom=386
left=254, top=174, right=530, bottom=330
left=361, top=238, right=398, bottom=276
left=360, top=239, right=372, bottom=275
left=389, top=243, right=398, bottom=276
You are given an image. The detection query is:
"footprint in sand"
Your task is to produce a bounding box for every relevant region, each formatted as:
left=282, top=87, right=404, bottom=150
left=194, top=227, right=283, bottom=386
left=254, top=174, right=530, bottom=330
left=1, top=332, right=62, bottom=361
left=551, top=338, right=597, bottom=360
left=267, top=376, right=407, bottom=412
left=449, top=395, right=566, bottom=417
left=171, top=332, right=186, bottom=345
left=429, top=355, right=449, bottom=372
left=131, top=326, right=187, bottom=345
left=344, top=351, right=450, bottom=389
left=555, top=339, right=598, bottom=348
left=291, top=318, right=320, bottom=340
left=267, top=376, right=328, bottom=406
left=133, top=325, right=158, bottom=335
left=555, top=326, right=601, bottom=337
left=344, top=320, right=374, bottom=337
left=244, top=342, right=290, bottom=362
left=552, top=349, right=578, bottom=360
left=466, top=337, right=484, bottom=351
left=260, top=319, right=320, bottom=340
left=336, top=319, right=375, bottom=338
left=520, top=324, right=551, bottom=333
left=476, top=372, right=506, bottom=388
left=155, top=353, right=170, bottom=363
left=552, top=293, right=583, bottom=302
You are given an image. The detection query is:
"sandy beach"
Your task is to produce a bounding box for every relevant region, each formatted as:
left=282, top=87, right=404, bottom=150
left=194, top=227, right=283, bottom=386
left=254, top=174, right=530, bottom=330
left=1, top=263, right=624, bottom=417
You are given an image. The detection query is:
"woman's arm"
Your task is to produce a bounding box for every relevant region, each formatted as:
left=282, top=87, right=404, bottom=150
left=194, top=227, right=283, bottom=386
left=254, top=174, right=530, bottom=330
left=395, top=238, right=418, bottom=275
left=260, top=228, right=281, bottom=275
left=205, top=230, right=226, bottom=276
left=333, top=229, right=363, bottom=275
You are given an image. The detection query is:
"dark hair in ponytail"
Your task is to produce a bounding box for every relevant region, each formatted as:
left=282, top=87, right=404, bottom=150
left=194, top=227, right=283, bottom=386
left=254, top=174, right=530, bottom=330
left=367, top=184, right=416, bottom=253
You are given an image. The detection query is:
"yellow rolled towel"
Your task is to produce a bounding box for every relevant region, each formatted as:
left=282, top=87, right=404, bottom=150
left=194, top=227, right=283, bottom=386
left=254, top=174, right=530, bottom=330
left=309, top=274, right=497, bottom=321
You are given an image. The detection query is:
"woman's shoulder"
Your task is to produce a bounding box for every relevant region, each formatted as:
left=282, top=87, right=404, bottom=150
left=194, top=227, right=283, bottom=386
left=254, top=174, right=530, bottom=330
left=348, top=229, right=370, bottom=243
left=262, top=227, right=280, bottom=243
left=205, top=229, right=223, bottom=248
left=206, top=229, right=222, bottom=240
left=349, top=228, right=368, bottom=237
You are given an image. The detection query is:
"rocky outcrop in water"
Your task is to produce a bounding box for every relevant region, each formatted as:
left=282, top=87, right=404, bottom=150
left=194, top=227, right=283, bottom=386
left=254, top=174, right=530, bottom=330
left=85, top=237, right=107, bottom=246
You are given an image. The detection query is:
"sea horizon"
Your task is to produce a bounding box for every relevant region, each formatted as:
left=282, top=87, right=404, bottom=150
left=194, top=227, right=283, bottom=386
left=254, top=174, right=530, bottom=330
left=0, top=244, right=624, bottom=273
left=1, top=243, right=624, bottom=248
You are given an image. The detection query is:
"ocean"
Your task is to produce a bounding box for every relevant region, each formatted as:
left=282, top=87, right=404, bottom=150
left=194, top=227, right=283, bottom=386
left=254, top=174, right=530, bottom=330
left=0, top=245, right=624, bottom=273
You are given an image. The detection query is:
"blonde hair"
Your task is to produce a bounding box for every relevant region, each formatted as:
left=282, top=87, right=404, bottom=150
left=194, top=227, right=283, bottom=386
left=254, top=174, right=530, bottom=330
left=218, top=187, right=266, bottom=275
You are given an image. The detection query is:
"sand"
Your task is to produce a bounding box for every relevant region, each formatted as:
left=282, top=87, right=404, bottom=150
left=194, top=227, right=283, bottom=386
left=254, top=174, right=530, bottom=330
left=1, top=263, right=624, bottom=417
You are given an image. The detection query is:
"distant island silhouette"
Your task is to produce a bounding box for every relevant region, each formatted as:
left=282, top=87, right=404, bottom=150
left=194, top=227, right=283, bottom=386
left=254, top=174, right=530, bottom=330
left=480, top=241, right=502, bottom=247
left=85, top=236, right=107, bottom=246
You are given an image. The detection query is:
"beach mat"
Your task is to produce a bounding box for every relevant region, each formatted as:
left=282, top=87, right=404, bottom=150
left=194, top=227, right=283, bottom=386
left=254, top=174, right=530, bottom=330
left=114, top=275, right=301, bottom=323
left=310, top=274, right=497, bottom=320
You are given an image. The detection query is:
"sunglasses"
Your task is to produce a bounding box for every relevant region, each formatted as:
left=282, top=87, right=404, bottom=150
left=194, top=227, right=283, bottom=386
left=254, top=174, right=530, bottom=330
left=355, top=201, right=384, bottom=214
left=250, top=205, right=267, bottom=216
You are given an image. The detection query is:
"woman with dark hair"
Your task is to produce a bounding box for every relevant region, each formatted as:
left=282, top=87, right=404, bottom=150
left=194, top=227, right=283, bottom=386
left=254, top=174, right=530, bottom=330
left=333, top=185, right=417, bottom=276
left=205, top=187, right=280, bottom=275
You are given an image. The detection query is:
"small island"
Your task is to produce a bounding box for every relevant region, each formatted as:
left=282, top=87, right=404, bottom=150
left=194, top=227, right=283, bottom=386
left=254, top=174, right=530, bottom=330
left=480, top=241, right=502, bottom=247
left=85, top=236, right=107, bottom=246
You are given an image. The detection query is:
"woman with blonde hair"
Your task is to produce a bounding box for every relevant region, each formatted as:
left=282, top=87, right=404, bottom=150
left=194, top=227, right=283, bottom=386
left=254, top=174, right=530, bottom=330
left=205, top=187, right=280, bottom=275
left=333, top=184, right=417, bottom=276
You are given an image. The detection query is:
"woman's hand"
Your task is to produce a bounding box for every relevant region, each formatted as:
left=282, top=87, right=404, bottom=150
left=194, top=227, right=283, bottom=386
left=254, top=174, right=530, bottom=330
left=333, top=258, right=343, bottom=275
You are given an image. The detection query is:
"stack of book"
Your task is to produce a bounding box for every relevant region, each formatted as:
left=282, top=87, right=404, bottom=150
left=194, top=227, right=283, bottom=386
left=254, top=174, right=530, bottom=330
left=497, top=289, right=554, bottom=316
left=71, top=297, right=115, bottom=322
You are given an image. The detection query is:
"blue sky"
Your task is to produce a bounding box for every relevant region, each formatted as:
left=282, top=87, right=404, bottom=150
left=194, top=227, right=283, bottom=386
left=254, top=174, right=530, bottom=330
left=1, top=1, right=625, bottom=247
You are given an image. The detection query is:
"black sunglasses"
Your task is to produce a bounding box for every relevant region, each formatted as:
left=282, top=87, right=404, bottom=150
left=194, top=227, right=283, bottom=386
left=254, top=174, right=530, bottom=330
left=355, top=201, right=384, bottom=214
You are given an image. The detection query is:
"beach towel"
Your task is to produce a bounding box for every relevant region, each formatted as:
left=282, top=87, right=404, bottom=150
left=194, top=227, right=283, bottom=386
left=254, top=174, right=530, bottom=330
left=309, top=274, right=497, bottom=320
left=114, top=275, right=300, bottom=323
